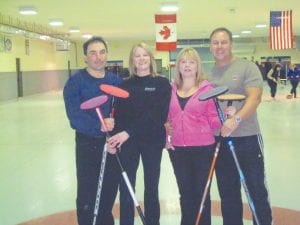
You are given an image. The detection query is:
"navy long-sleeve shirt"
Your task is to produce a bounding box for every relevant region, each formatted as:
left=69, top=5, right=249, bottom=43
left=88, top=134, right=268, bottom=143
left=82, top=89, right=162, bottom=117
left=287, top=67, right=300, bottom=81
left=63, top=69, right=122, bottom=137
left=113, top=74, right=171, bottom=142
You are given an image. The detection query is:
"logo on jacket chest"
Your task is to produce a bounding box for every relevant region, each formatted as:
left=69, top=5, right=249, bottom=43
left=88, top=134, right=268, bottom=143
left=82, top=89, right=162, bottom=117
left=144, top=87, right=156, bottom=92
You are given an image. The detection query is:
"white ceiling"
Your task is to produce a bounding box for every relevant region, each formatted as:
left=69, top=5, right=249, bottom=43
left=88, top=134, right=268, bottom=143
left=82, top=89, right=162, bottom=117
left=0, top=0, right=299, bottom=42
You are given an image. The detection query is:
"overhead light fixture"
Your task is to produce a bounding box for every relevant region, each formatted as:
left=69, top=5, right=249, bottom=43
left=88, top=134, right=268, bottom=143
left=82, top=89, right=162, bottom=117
left=49, top=19, right=64, bottom=26
left=255, top=24, right=267, bottom=28
left=39, top=35, right=50, bottom=40
left=232, top=34, right=240, bottom=38
left=15, top=29, right=26, bottom=34
left=19, top=6, right=37, bottom=15
left=161, top=2, right=178, bottom=12
left=82, top=33, right=92, bottom=39
left=241, top=30, right=252, bottom=34
left=69, top=27, right=80, bottom=33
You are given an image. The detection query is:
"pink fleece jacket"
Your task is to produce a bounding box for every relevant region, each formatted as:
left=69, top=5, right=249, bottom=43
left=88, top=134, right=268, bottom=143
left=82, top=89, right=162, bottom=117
left=167, top=80, right=222, bottom=147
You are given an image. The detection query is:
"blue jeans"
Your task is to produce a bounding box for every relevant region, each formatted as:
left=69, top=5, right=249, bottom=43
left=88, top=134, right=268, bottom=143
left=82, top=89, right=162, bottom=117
left=168, top=145, right=215, bottom=225
left=75, top=132, right=119, bottom=225
left=215, top=135, right=272, bottom=225
left=119, top=138, right=163, bottom=225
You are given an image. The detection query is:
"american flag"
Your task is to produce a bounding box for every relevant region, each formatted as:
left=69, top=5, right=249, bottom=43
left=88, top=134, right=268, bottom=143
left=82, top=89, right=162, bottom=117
left=270, top=10, right=294, bottom=50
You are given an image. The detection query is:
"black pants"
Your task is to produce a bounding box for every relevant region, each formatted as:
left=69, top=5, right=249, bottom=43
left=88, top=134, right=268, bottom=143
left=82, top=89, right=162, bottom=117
left=215, top=135, right=272, bottom=225
left=267, top=79, right=277, bottom=98
left=168, top=145, right=215, bottom=225
left=290, top=80, right=299, bottom=97
left=75, top=132, right=119, bottom=225
left=118, top=138, right=164, bottom=225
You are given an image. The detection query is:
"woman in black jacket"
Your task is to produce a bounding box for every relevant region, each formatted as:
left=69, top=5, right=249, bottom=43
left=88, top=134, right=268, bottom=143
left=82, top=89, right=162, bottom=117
left=267, top=64, right=281, bottom=100
left=107, top=42, right=171, bottom=225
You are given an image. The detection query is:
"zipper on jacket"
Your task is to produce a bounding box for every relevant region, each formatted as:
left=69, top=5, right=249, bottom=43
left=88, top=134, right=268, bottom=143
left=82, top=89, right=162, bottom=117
left=181, top=111, right=186, bottom=146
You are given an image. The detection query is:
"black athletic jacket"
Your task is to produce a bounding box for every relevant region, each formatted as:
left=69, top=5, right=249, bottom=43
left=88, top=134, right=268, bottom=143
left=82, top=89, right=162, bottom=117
left=113, top=74, right=171, bottom=142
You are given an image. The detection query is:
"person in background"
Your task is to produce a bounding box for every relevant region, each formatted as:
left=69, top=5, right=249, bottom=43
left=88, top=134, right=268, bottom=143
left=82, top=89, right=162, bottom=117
left=267, top=63, right=281, bottom=100
left=264, top=59, right=273, bottom=76
left=255, top=60, right=266, bottom=81
left=286, top=63, right=300, bottom=99
left=107, top=42, right=171, bottom=225
left=63, top=36, right=122, bottom=225
left=208, top=27, right=272, bottom=225
left=165, top=47, right=225, bottom=225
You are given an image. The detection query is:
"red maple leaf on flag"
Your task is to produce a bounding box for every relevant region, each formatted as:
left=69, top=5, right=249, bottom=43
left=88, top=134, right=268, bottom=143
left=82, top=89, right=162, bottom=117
left=159, top=26, right=171, bottom=40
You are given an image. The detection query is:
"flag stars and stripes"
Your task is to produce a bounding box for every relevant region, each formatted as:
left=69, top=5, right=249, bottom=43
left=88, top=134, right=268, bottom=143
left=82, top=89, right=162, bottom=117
left=269, top=10, right=294, bottom=50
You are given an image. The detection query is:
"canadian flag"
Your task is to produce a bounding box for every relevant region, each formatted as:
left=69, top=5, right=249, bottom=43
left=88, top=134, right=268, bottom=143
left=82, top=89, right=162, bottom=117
left=155, top=14, right=177, bottom=51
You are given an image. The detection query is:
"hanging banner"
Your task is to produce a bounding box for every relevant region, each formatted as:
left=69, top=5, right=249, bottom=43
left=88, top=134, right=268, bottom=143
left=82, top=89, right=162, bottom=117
left=155, top=14, right=177, bottom=51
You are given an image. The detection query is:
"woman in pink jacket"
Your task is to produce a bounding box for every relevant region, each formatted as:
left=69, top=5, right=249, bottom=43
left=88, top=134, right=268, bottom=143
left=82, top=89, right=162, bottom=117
left=166, top=47, right=221, bottom=225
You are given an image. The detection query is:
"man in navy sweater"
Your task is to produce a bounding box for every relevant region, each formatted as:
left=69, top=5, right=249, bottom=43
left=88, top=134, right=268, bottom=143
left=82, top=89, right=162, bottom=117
left=63, top=36, right=122, bottom=225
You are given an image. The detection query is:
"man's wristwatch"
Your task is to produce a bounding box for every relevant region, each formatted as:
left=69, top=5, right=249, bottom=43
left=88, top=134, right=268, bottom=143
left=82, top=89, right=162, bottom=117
left=234, top=115, right=242, bottom=124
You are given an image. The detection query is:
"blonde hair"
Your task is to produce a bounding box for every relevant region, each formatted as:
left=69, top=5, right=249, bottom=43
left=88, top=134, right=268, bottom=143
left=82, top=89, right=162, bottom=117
left=128, top=42, right=158, bottom=77
left=174, top=47, right=206, bottom=89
